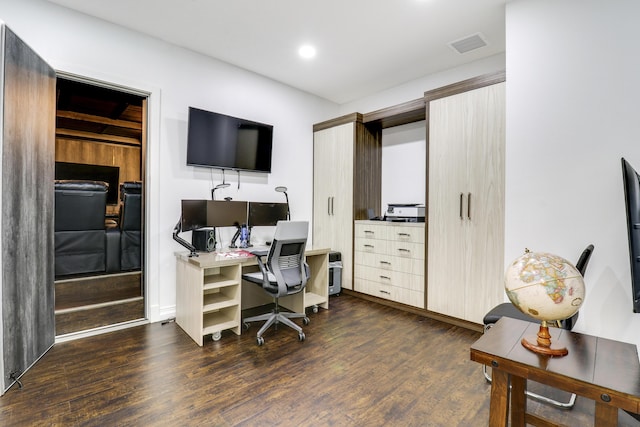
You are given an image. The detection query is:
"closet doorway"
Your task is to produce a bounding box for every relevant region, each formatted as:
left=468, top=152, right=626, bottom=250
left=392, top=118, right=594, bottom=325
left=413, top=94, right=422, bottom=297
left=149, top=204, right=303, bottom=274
left=54, top=76, right=148, bottom=338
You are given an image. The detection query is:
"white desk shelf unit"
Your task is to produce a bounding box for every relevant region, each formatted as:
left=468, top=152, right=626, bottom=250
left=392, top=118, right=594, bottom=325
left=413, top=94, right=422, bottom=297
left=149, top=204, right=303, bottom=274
left=176, top=247, right=330, bottom=346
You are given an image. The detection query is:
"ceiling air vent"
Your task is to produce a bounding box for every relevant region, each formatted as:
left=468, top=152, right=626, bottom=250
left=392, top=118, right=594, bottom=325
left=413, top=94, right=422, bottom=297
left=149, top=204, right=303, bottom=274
left=448, top=33, right=488, bottom=54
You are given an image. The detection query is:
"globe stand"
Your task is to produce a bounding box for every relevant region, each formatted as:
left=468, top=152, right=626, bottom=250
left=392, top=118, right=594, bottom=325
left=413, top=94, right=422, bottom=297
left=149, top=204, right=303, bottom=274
left=521, top=321, right=568, bottom=357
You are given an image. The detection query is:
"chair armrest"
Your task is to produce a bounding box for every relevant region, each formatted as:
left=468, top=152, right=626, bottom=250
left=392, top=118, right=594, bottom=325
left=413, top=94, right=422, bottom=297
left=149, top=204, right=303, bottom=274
left=252, top=254, right=271, bottom=287
left=249, top=249, right=269, bottom=257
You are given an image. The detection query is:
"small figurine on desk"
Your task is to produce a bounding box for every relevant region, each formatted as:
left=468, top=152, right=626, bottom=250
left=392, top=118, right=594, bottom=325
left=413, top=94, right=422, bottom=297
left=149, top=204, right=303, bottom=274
left=230, top=223, right=252, bottom=248
left=240, top=224, right=249, bottom=248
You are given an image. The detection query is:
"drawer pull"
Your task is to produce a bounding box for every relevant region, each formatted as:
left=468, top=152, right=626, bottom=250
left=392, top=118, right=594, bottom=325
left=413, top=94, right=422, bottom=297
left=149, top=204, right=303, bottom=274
left=364, top=244, right=374, bottom=249
left=379, top=275, right=391, bottom=280
left=379, top=261, right=391, bottom=265
left=379, top=290, right=391, bottom=295
left=364, top=230, right=374, bottom=234
left=397, top=248, right=411, bottom=253
left=398, top=232, right=411, bottom=237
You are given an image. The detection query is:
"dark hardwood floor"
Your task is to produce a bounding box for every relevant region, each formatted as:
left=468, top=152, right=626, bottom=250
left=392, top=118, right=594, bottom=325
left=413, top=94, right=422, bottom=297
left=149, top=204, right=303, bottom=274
left=1, top=294, right=638, bottom=426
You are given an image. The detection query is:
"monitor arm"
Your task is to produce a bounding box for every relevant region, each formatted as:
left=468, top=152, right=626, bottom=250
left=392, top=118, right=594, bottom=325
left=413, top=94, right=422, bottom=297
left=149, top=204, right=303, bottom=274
left=173, top=217, right=198, bottom=257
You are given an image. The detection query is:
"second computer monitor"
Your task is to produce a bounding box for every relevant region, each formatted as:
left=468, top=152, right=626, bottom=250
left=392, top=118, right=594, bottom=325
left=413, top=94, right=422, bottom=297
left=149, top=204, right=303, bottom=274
left=207, top=200, right=248, bottom=227
left=248, top=202, right=288, bottom=227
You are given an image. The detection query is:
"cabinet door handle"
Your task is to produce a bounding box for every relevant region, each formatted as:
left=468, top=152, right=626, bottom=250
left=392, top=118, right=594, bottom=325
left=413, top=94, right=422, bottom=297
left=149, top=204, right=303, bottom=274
left=459, top=192, right=464, bottom=220
left=331, top=197, right=334, bottom=215
left=328, top=197, right=331, bottom=215
left=467, top=193, right=472, bottom=220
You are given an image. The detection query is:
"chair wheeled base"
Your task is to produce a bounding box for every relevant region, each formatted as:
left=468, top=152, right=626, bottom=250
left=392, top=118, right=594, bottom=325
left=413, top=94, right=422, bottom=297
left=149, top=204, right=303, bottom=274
left=243, top=301, right=309, bottom=346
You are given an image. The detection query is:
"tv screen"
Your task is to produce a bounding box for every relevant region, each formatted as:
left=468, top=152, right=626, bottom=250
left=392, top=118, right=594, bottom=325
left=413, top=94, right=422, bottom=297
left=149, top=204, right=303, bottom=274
left=55, top=162, right=120, bottom=205
left=186, top=107, right=273, bottom=173
left=621, top=158, right=640, bottom=313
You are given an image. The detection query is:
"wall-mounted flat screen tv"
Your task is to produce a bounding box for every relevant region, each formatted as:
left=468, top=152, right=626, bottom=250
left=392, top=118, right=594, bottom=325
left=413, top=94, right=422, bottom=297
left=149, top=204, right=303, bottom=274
left=621, top=157, right=640, bottom=313
left=186, top=107, right=273, bottom=173
left=55, top=161, right=120, bottom=205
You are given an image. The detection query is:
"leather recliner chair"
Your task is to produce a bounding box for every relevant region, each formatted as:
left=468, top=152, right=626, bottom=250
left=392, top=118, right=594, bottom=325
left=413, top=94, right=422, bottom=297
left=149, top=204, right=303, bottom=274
left=119, top=181, right=142, bottom=271
left=55, top=180, right=109, bottom=277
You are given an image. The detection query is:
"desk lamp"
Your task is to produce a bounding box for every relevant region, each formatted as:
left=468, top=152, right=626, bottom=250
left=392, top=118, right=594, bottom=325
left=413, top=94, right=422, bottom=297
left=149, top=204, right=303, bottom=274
left=211, top=182, right=230, bottom=200
left=275, top=186, right=290, bottom=220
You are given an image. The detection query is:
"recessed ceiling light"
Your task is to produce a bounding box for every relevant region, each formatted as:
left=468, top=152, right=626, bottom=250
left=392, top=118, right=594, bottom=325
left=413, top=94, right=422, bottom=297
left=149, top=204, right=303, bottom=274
left=298, top=44, right=316, bottom=59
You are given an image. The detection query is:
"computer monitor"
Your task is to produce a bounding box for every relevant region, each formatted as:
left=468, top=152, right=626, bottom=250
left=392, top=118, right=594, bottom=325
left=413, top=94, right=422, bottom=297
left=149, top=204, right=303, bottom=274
left=207, top=200, right=249, bottom=227
left=248, top=202, right=288, bottom=227
left=181, top=200, right=208, bottom=231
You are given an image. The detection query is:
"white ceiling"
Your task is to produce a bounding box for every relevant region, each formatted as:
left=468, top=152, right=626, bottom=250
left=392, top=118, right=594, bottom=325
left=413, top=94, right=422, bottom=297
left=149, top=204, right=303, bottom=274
left=46, top=0, right=506, bottom=104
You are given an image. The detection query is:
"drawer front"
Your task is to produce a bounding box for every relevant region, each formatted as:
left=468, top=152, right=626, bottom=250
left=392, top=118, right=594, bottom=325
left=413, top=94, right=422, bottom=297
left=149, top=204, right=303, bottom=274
left=354, top=277, right=393, bottom=301
left=363, top=266, right=424, bottom=292
left=355, top=238, right=424, bottom=259
left=354, top=250, right=377, bottom=269
left=388, top=225, right=425, bottom=244
left=354, top=223, right=388, bottom=240
left=354, top=237, right=385, bottom=254
left=354, top=277, right=424, bottom=308
left=355, top=253, right=424, bottom=277
left=394, top=287, right=425, bottom=308
left=389, top=241, right=424, bottom=260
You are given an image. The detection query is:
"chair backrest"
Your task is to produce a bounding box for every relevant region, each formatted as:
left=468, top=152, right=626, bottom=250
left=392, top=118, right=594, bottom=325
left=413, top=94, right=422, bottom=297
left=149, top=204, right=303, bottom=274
left=55, top=180, right=108, bottom=231
left=575, top=244, right=594, bottom=276
left=266, top=221, right=309, bottom=297
left=562, top=244, right=595, bottom=330
left=119, top=181, right=142, bottom=232
left=119, top=181, right=142, bottom=271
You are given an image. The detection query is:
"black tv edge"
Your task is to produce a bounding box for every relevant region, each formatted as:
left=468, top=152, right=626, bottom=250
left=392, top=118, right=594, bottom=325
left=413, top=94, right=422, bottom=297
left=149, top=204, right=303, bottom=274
left=621, top=157, right=640, bottom=313
left=55, top=161, right=120, bottom=205
left=186, top=107, right=273, bottom=173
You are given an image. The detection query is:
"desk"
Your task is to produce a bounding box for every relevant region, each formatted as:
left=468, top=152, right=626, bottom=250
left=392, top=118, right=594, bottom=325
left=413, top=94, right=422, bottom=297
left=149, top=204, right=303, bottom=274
left=175, top=247, right=330, bottom=346
left=470, top=317, right=640, bottom=427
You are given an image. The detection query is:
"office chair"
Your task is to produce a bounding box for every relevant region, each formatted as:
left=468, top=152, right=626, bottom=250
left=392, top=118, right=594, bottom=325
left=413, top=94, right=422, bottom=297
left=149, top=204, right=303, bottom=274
left=242, top=221, right=310, bottom=346
left=482, top=244, right=594, bottom=409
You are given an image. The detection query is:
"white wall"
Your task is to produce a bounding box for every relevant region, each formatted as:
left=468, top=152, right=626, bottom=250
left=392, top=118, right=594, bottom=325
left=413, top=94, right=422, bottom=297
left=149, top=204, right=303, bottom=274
left=506, top=0, right=640, bottom=348
left=381, top=122, right=426, bottom=213
left=0, top=0, right=339, bottom=321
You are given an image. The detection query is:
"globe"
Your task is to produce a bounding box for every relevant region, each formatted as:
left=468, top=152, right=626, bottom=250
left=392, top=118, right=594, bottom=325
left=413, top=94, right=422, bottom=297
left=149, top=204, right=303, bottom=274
left=504, top=249, right=586, bottom=356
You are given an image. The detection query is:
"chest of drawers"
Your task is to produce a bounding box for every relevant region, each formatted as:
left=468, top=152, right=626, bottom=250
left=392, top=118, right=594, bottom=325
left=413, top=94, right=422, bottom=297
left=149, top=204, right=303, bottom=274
left=354, top=221, right=425, bottom=308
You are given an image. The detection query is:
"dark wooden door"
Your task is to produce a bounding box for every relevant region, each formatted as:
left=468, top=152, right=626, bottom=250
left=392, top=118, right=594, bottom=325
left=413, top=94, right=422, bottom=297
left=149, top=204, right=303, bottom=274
left=1, top=24, right=56, bottom=394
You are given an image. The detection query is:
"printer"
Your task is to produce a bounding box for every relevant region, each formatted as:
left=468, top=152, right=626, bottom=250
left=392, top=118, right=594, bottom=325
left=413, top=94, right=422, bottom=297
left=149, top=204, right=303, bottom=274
left=385, top=204, right=425, bottom=222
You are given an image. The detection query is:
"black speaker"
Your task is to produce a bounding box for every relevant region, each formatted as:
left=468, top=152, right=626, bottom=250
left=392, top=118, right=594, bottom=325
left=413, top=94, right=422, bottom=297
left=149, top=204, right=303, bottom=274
left=192, top=228, right=216, bottom=252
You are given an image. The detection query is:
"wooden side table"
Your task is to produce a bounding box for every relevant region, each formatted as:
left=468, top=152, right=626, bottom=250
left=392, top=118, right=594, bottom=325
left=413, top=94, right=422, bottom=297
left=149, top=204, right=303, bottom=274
left=470, top=317, right=640, bottom=427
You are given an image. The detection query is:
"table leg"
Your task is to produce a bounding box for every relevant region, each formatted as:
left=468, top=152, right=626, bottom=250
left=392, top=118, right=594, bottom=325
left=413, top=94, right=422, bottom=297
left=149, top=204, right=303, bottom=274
left=489, top=368, right=509, bottom=427
left=510, top=375, right=526, bottom=427
left=595, top=401, right=618, bottom=426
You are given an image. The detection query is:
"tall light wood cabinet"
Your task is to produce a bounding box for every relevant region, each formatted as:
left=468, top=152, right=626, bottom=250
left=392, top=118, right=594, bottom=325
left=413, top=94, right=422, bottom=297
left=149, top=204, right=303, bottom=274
left=313, top=114, right=380, bottom=291
left=426, top=76, right=506, bottom=324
